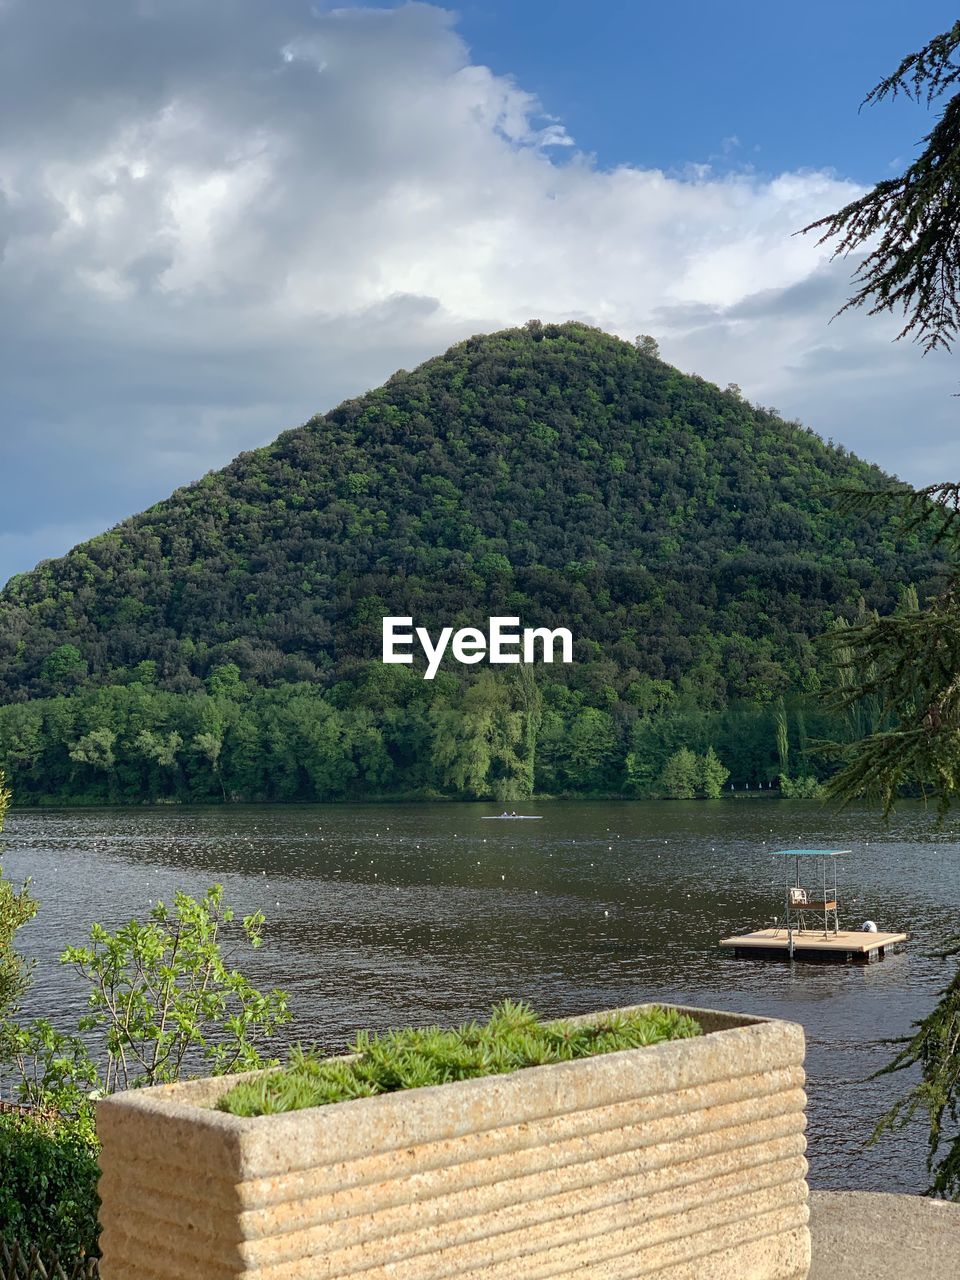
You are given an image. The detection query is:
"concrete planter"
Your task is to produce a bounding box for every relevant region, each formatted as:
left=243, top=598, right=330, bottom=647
left=96, top=1004, right=810, bottom=1280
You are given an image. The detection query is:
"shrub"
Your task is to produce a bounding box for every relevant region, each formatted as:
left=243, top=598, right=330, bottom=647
left=779, top=773, right=825, bottom=799
left=0, top=872, right=36, bottom=1039
left=56, top=885, right=291, bottom=1094
left=1, top=769, right=38, bottom=1060
left=0, top=1110, right=100, bottom=1259
left=1, top=884, right=289, bottom=1262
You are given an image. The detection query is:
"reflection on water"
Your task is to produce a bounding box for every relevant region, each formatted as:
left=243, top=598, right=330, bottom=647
left=3, top=799, right=959, bottom=1193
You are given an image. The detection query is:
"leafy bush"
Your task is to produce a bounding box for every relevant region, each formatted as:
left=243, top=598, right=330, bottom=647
left=0, top=1110, right=100, bottom=1259
left=219, top=1000, right=700, bottom=1117
left=0, top=872, right=36, bottom=1040
left=0, top=884, right=289, bottom=1261
left=779, top=773, right=825, bottom=798
left=7, top=887, right=290, bottom=1113
left=1, top=770, right=38, bottom=1059
left=61, top=885, right=290, bottom=1092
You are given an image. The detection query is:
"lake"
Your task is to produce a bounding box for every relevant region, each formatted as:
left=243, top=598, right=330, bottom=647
left=3, top=798, right=958, bottom=1193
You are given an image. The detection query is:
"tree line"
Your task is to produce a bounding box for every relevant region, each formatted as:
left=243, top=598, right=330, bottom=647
left=0, top=659, right=870, bottom=805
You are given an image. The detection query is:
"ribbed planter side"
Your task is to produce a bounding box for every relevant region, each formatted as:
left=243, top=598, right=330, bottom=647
left=96, top=1005, right=810, bottom=1280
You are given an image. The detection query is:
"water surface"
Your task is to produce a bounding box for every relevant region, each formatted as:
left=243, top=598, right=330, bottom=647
left=3, top=799, right=958, bottom=1193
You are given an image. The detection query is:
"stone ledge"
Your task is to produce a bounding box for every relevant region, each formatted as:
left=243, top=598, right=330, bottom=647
left=809, top=1191, right=960, bottom=1279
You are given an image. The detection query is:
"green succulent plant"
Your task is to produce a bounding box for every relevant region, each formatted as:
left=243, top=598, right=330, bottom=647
left=218, top=1000, right=700, bottom=1117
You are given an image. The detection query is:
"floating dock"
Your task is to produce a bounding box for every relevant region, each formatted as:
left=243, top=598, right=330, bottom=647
left=719, top=927, right=908, bottom=964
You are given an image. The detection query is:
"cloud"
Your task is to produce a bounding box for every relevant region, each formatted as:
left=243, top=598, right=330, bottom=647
left=0, top=0, right=954, bottom=584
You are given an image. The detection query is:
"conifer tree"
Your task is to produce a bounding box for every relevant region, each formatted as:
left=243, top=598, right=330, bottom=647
left=804, top=19, right=960, bottom=1197
left=803, top=20, right=960, bottom=353
left=699, top=747, right=730, bottom=799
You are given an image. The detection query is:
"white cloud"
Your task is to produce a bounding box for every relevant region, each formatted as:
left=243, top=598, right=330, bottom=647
left=0, top=0, right=954, bottom=585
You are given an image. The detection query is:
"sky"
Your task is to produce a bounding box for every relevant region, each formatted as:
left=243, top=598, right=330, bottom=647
left=1, top=0, right=958, bottom=586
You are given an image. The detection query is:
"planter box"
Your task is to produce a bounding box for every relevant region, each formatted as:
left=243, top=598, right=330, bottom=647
left=96, top=1005, right=810, bottom=1280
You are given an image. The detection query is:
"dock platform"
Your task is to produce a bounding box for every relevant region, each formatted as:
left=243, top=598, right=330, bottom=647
left=719, top=927, right=908, bottom=963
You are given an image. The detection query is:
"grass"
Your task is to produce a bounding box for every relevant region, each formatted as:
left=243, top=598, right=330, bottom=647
left=217, top=1000, right=701, bottom=1117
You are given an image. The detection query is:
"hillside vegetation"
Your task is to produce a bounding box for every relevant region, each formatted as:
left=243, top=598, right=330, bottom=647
left=0, top=322, right=936, bottom=803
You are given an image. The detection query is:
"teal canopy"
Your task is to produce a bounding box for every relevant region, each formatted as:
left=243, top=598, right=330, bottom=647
left=771, top=849, right=850, bottom=857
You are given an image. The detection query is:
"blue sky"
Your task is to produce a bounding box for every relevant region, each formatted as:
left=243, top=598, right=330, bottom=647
left=371, top=0, right=958, bottom=177
left=0, top=1, right=958, bottom=586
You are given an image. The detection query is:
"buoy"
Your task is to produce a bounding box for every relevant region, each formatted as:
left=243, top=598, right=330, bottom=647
left=861, top=920, right=878, bottom=932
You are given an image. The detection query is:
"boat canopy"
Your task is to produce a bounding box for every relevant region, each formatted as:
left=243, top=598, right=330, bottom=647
left=771, top=849, right=850, bottom=857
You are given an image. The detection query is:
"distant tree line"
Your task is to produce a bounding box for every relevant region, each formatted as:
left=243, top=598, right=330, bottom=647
left=0, top=655, right=880, bottom=805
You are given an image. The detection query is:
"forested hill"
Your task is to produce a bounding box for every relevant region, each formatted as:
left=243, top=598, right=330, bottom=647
left=0, top=322, right=931, bottom=700
left=0, top=322, right=938, bottom=803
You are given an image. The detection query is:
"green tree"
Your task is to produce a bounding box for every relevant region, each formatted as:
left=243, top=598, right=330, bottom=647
left=193, top=729, right=227, bottom=800
left=132, top=729, right=183, bottom=798
left=565, top=707, right=618, bottom=792
left=658, top=748, right=700, bottom=799
left=135, top=729, right=183, bottom=768
left=699, top=747, right=730, bottom=799
left=288, top=697, right=356, bottom=800
left=774, top=695, right=789, bottom=778
left=0, top=705, right=44, bottom=780
left=40, top=644, right=86, bottom=691
left=206, top=662, right=244, bottom=700
left=68, top=728, right=116, bottom=774
left=430, top=672, right=524, bottom=798
left=513, top=665, right=543, bottom=797
left=803, top=20, right=960, bottom=1197
left=132, top=659, right=158, bottom=685
left=634, top=334, right=660, bottom=358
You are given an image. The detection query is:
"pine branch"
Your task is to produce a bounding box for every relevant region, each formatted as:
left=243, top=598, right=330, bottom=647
left=799, top=21, right=960, bottom=353
left=863, top=21, right=960, bottom=106
left=870, top=944, right=960, bottom=1196
left=822, top=590, right=960, bottom=815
